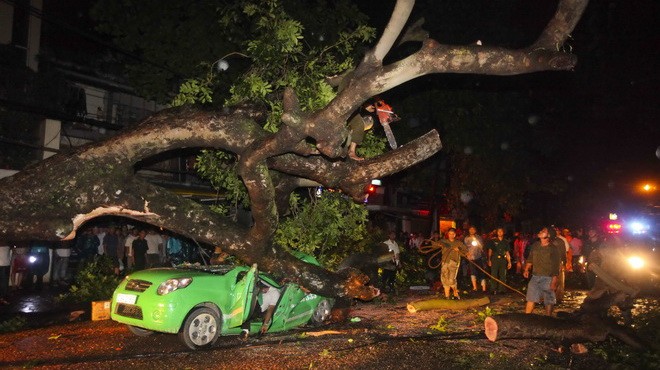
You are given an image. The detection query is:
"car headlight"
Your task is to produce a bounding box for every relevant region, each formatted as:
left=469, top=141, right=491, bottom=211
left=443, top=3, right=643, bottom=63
left=157, top=277, right=193, bottom=295
left=627, top=256, right=645, bottom=270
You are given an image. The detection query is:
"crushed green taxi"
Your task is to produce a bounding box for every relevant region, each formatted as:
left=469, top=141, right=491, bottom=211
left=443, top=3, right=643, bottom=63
left=110, top=258, right=333, bottom=350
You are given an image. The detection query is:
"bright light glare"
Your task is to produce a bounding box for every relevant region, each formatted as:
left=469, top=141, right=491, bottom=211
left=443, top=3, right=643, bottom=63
left=28, top=256, right=37, bottom=263
left=471, top=240, right=478, bottom=247
left=629, top=221, right=649, bottom=234
left=628, top=256, right=645, bottom=270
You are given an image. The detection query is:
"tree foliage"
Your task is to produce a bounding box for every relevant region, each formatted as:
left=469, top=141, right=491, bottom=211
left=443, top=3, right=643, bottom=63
left=274, top=191, right=368, bottom=269
left=91, top=0, right=375, bottom=110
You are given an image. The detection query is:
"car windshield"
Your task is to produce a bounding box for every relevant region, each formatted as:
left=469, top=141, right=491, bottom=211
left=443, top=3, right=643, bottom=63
left=174, top=263, right=237, bottom=275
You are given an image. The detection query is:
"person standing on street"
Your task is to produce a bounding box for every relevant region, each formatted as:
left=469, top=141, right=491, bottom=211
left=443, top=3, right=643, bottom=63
left=26, top=241, right=51, bottom=291
left=104, top=227, right=121, bottom=275
left=132, top=230, right=149, bottom=271
left=124, top=228, right=138, bottom=271
left=442, top=228, right=468, bottom=299
left=487, top=227, right=512, bottom=294
left=582, top=227, right=602, bottom=289
left=464, top=226, right=487, bottom=292
left=52, top=240, right=72, bottom=286
left=144, top=229, right=164, bottom=268
left=524, top=226, right=561, bottom=315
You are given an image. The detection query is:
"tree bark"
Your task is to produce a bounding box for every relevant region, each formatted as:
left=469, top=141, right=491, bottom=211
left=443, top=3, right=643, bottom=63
left=484, top=313, right=609, bottom=343
left=484, top=312, right=647, bottom=350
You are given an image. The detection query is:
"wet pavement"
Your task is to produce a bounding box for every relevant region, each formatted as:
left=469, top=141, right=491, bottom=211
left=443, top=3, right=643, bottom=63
left=0, top=284, right=89, bottom=328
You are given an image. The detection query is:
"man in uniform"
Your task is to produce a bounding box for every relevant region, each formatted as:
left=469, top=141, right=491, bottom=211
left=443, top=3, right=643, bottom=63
left=487, top=227, right=512, bottom=294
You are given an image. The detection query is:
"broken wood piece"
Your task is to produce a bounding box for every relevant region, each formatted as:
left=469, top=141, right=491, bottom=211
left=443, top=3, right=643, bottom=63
left=304, top=330, right=344, bottom=337
left=484, top=313, right=608, bottom=342
left=407, top=296, right=490, bottom=313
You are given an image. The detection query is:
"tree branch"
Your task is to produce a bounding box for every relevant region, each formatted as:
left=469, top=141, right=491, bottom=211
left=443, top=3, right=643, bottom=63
left=373, top=0, right=416, bottom=62
left=533, top=0, right=589, bottom=50
left=268, top=130, right=442, bottom=200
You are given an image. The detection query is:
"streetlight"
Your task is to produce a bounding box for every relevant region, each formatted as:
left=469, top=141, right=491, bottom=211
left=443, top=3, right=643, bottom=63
left=641, top=183, right=656, bottom=192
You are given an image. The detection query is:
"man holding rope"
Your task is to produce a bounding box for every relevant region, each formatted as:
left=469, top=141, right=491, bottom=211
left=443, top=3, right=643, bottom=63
left=441, top=228, right=468, bottom=299
left=523, top=226, right=561, bottom=315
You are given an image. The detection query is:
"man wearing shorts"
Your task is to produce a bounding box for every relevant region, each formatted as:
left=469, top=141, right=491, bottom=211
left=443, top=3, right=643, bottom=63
left=523, top=226, right=561, bottom=315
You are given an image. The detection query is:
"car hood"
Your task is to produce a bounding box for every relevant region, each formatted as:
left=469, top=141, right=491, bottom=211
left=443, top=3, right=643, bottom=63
left=125, top=265, right=246, bottom=282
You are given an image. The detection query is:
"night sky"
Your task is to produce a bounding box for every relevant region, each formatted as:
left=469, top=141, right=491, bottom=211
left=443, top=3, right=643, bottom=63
left=358, top=0, right=659, bottom=222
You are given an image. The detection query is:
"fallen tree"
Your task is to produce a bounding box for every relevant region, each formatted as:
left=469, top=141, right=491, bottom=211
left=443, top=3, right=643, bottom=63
left=484, top=313, right=646, bottom=350
left=0, top=0, right=589, bottom=300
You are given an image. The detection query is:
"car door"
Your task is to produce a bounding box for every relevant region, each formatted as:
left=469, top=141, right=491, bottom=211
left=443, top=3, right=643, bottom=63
left=270, top=283, right=308, bottom=330
left=225, top=264, right=257, bottom=328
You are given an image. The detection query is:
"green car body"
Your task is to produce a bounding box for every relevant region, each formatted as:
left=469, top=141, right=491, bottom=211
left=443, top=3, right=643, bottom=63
left=110, top=260, right=333, bottom=349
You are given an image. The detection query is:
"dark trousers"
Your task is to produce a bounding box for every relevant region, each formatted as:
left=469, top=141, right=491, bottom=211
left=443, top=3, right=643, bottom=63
left=381, top=268, right=397, bottom=292
left=242, top=304, right=266, bottom=331
left=490, top=258, right=508, bottom=293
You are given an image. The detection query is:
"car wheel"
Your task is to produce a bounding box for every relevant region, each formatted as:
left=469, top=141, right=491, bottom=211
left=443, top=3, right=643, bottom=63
left=179, top=307, right=220, bottom=350
left=310, top=299, right=331, bottom=326
left=127, top=325, right=154, bottom=337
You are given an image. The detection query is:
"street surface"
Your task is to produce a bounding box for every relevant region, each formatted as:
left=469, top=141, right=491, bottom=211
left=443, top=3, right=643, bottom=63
left=1, top=289, right=644, bottom=369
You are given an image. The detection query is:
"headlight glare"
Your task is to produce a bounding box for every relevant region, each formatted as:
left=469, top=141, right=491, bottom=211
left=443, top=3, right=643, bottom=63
left=627, top=256, right=645, bottom=270
left=157, top=277, right=193, bottom=295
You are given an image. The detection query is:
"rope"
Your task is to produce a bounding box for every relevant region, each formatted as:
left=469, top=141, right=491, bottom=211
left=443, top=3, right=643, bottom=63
left=417, top=240, right=526, bottom=298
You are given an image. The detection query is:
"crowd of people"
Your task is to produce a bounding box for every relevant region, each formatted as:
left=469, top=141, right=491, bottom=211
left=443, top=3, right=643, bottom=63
left=0, top=224, right=197, bottom=305
left=380, top=223, right=614, bottom=314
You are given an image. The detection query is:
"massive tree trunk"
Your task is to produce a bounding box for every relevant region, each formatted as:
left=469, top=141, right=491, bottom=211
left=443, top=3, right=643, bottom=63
left=0, top=0, right=589, bottom=300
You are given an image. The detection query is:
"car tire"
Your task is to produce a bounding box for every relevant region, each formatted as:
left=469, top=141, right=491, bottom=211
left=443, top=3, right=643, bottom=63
left=309, top=299, right=331, bottom=326
left=127, top=325, right=154, bottom=337
left=179, top=307, right=221, bottom=350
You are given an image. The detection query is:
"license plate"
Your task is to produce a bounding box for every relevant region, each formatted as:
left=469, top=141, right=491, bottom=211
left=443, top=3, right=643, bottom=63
left=116, top=293, right=137, bottom=305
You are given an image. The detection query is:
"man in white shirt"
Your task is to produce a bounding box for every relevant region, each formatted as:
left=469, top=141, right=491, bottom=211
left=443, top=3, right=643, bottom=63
left=123, top=228, right=138, bottom=270
left=240, top=281, right=281, bottom=340
left=94, top=227, right=106, bottom=256
left=144, top=229, right=164, bottom=268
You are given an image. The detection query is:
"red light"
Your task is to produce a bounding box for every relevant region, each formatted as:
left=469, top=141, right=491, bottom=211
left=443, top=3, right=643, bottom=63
left=606, top=223, right=622, bottom=234
left=416, top=209, right=431, bottom=217
left=366, top=185, right=377, bottom=194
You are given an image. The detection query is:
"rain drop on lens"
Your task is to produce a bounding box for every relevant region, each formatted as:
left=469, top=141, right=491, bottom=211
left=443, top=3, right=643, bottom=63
left=528, top=115, right=539, bottom=125
left=217, top=60, right=229, bottom=71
